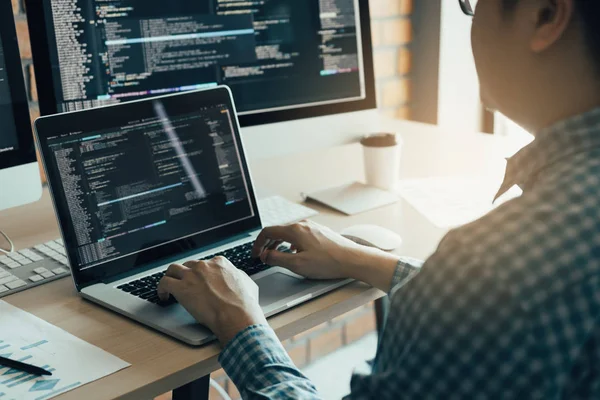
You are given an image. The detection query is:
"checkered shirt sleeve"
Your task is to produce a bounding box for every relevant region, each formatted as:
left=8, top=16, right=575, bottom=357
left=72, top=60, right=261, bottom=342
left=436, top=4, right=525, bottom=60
left=219, top=324, right=321, bottom=399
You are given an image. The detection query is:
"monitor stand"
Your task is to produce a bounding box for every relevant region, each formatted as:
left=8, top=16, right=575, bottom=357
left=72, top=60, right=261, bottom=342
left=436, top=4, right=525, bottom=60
left=0, top=162, right=43, bottom=212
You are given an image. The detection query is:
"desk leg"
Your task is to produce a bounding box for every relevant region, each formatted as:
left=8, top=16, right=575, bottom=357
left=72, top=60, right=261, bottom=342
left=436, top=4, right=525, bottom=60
left=374, top=297, right=389, bottom=335
left=173, top=375, right=210, bottom=400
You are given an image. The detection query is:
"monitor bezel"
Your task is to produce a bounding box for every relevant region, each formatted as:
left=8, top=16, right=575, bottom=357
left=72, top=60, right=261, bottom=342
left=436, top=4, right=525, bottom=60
left=0, top=1, right=36, bottom=170
left=34, top=86, right=263, bottom=290
left=25, top=0, right=377, bottom=126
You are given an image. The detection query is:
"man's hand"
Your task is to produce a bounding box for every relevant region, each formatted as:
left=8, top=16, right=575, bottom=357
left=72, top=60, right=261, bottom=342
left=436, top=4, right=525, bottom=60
left=157, top=257, right=267, bottom=346
left=252, top=221, right=361, bottom=280
left=253, top=221, right=402, bottom=291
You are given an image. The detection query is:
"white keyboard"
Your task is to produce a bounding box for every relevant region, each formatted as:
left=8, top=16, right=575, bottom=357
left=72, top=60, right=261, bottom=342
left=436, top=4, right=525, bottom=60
left=258, top=196, right=319, bottom=227
left=0, top=238, right=70, bottom=298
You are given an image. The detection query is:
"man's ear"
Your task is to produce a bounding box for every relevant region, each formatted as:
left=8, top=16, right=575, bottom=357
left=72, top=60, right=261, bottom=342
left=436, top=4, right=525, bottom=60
left=530, top=0, right=575, bottom=53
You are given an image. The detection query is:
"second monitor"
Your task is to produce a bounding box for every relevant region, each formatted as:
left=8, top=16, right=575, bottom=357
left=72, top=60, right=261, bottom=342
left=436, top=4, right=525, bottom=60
left=26, top=0, right=376, bottom=126
left=0, top=0, right=42, bottom=212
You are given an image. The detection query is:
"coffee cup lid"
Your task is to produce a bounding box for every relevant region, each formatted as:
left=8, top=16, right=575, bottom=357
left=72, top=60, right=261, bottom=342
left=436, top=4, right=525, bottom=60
left=360, top=133, right=400, bottom=147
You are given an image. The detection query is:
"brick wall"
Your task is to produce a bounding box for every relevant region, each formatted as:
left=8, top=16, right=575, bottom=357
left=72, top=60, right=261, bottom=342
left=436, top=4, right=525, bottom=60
left=371, top=0, right=413, bottom=119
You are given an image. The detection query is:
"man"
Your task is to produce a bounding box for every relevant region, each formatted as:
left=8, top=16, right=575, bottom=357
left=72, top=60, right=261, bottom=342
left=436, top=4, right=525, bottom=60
left=158, top=0, right=600, bottom=397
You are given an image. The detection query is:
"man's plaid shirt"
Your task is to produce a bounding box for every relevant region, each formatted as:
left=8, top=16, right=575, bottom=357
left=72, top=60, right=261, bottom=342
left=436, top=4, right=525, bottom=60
left=220, top=107, right=600, bottom=399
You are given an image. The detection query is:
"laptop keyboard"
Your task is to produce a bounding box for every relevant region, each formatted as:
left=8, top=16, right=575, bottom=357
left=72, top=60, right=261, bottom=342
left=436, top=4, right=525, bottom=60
left=117, top=241, right=270, bottom=306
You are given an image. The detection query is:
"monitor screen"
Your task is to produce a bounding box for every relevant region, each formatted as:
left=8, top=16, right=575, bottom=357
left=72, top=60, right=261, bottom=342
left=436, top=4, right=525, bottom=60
left=29, top=0, right=374, bottom=124
left=0, top=39, right=18, bottom=152
left=0, top=0, right=36, bottom=171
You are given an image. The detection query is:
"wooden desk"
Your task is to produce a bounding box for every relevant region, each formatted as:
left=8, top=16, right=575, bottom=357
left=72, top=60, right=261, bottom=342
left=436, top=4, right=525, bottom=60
left=0, top=121, right=518, bottom=399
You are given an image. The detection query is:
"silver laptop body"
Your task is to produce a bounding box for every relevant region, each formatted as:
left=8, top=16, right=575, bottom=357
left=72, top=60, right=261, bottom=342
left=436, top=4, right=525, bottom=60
left=35, top=86, right=350, bottom=346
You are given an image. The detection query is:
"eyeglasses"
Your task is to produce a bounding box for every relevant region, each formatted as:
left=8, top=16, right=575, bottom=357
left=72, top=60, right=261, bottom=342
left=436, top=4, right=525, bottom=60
left=459, top=0, right=478, bottom=16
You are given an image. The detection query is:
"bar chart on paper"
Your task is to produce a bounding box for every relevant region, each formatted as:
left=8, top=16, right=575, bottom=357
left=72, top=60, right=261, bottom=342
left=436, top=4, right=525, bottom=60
left=0, top=301, right=129, bottom=400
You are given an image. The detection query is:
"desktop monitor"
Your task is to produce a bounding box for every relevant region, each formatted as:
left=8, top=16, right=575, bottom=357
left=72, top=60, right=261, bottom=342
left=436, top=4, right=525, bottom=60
left=0, top=0, right=42, bottom=212
left=25, top=0, right=377, bottom=157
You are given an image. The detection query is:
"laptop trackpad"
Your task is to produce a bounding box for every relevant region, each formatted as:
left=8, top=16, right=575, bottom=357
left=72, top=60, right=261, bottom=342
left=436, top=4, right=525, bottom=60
left=257, top=273, right=315, bottom=307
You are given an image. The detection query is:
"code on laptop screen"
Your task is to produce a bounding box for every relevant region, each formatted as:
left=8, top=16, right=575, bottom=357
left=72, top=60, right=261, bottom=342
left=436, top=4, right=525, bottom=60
left=45, top=102, right=254, bottom=271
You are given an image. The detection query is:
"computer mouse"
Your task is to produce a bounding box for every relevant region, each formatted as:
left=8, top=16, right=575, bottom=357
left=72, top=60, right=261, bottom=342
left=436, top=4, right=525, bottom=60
left=341, top=224, right=403, bottom=252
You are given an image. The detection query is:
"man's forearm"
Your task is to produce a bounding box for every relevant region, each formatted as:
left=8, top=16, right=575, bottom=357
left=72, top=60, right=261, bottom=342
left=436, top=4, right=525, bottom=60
left=339, top=247, right=403, bottom=291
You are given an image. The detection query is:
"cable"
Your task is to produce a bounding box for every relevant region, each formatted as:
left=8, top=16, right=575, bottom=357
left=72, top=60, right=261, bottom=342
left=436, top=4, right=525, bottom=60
left=0, top=230, right=14, bottom=255
left=210, top=379, right=232, bottom=400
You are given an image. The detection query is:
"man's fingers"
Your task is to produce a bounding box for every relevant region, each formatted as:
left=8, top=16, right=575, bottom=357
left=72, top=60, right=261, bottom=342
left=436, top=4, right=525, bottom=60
left=261, top=249, right=300, bottom=270
left=165, top=263, right=189, bottom=279
left=183, top=259, right=207, bottom=270
left=267, top=240, right=284, bottom=251
left=157, top=276, right=182, bottom=301
left=253, top=225, right=303, bottom=257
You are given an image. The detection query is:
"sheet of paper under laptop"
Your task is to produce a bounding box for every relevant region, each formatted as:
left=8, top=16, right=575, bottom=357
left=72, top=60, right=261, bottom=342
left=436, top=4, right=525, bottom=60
left=0, top=301, right=129, bottom=400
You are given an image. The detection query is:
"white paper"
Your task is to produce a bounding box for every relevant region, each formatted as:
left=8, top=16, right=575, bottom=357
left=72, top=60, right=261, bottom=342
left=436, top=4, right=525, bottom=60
left=306, top=182, right=400, bottom=215
left=398, top=176, right=522, bottom=229
left=0, top=301, right=130, bottom=400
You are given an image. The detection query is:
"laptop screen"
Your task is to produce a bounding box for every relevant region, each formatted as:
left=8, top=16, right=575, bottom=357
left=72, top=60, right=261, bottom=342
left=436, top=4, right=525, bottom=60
left=36, top=87, right=261, bottom=288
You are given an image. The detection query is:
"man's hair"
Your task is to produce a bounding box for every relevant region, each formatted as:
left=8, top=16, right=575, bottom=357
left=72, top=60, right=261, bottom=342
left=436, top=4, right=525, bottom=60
left=502, top=0, right=600, bottom=70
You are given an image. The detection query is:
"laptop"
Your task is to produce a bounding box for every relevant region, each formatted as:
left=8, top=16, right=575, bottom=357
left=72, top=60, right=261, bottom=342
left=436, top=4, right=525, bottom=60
left=34, top=86, right=351, bottom=345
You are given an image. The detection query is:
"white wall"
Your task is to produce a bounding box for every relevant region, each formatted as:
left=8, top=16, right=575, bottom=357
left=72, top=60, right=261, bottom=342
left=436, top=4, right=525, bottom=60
left=437, top=2, right=482, bottom=134
left=242, top=110, right=380, bottom=161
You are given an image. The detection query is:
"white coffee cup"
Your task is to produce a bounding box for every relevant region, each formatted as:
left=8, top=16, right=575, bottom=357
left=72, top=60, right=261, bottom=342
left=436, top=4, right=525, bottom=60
left=361, top=133, right=402, bottom=192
